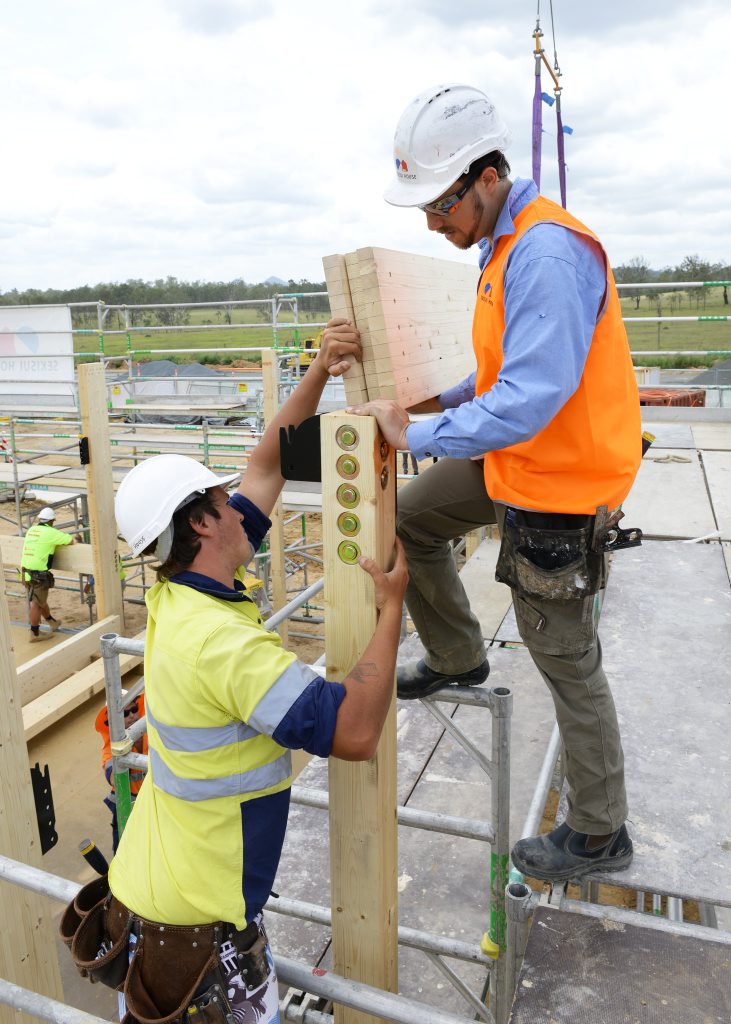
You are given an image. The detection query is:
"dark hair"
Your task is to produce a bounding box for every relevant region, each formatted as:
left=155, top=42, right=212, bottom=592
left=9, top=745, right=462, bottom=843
left=466, top=150, right=511, bottom=183
left=143, top=490, right=221, bottom=581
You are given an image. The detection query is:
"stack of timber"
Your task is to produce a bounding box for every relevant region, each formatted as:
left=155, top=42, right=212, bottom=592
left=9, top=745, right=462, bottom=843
left=324, top=247, right=478, bottom=405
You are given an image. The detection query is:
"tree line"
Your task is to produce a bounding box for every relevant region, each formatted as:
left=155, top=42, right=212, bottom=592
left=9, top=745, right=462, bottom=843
left=0, top=275, right=328, bottom=307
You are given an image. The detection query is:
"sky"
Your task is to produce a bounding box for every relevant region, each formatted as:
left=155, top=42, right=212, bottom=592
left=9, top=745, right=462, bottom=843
left=1, top=0, right=729, bottom=290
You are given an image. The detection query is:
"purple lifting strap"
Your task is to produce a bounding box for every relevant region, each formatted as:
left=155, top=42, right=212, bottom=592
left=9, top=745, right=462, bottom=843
left=556, top=102, right=567, bottom=208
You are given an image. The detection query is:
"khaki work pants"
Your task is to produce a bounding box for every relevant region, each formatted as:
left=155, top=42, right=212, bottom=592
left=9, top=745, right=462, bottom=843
left=397, top=457, right=628, bottom=834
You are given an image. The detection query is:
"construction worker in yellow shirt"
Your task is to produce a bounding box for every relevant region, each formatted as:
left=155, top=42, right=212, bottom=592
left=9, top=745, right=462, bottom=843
left=20, top=506, right=77, bottom=642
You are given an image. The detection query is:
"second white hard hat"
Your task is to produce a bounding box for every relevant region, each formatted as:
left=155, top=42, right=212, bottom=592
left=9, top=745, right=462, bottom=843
left=115, top=454, right=239, bottom=560
left=384, top=83, right=511, bottom=208
left=37, top=507, right=56, bottom=522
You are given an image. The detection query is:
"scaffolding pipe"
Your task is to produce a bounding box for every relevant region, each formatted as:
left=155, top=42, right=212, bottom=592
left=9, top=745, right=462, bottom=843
left=290, top=785, right=495, bottom=843
left=558, top=895, right=731, bottom=945
left=501, top=882, right=534, bottom=1020
left=0, top=981, right=110, bottom=1024
left=265, top=893, right=492, bottom=967
left=489, top=687, right=512, bottom=1024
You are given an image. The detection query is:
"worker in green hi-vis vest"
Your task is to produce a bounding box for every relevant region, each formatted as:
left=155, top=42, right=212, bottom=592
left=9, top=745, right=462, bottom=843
left=20, top=506, right=77, bottom=642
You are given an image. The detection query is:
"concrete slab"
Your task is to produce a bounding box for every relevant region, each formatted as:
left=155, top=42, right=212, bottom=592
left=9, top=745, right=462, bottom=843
left=621, top=449, right=717, bottom=539
left=642, top=423, right=695, bottom=449
left=692, top=422, right=731, bottom=450
left=702, top=450, right=731, bottom=540
left=510, top=906, right=731, bottom=1024
left=590, top=541, right=731, bottom=904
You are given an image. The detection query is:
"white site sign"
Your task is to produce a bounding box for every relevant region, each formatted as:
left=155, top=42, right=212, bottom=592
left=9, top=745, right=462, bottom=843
left=0, top=304, right=76, bottom=409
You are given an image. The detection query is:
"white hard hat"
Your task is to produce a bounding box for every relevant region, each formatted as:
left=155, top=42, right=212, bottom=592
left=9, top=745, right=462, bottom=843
left=37, top=507, right=56, bottom=522
left=384, top=83, right=511, bottom=208
left=115, top=454, right=239, bottom=560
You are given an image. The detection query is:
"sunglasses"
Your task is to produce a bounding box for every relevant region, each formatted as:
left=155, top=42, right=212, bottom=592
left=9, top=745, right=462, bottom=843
left=123, top=702, right=139, bottom=717
left=419, top=178, right=475, bottom=217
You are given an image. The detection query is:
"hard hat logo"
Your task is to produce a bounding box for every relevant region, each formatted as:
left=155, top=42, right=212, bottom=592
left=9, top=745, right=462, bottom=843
left=395, top=155, right=416, bottom=182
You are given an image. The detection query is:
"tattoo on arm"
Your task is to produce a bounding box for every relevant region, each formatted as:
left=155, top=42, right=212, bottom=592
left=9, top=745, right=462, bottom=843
left=347, top=661, right=378, bottom=684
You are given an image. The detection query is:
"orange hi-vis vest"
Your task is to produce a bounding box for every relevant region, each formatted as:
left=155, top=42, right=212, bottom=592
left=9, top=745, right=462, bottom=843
left=474, top=194, right=641, bottom=514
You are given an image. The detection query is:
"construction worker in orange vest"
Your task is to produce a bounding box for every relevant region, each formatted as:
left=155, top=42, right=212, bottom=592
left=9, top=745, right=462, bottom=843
left=95, top=691, right=148, bottom=852
left=349, top=84, right=641, bottom=884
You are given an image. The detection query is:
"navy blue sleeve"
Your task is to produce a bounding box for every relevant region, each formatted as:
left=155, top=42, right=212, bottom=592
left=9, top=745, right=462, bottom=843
left=272, top=677, right=347, bottom=758
left=227, top=491, right=272, bottom=553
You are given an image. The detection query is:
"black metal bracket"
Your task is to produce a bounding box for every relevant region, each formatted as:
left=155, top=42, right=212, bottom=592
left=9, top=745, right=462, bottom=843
left=279, top=415, right=322, bottom=482
left=79, top=436, right=90, bottom=465
left=30, top=762, right=58, bottom=855
left=602, top=525, right=643, bottom=553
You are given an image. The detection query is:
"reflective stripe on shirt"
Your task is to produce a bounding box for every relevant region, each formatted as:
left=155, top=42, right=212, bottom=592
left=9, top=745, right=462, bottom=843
left=247, top=660, right=321, bottom=736
left=146, top=702, right=258, bottom=751
left=148, top=745, right=292, bottom=801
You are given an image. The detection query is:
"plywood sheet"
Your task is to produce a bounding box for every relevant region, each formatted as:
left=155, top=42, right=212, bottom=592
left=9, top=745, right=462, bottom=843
left=621, top=449, right=716, bottom=538
left=323, top=246, right=477, bottom=407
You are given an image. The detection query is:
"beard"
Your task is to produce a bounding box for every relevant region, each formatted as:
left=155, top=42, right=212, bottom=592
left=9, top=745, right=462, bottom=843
left=439, top=191, right=484, bottom=250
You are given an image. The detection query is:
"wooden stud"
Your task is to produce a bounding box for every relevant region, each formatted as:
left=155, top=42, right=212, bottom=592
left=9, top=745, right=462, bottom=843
left=0, top=559, right=64, bottom=1020
left=322, top=254, right=370, bottom=404
left=322, top=412, right=397, bottom=1024
left=1, top=535, right=96, bottom=576
left=262, top=350, right=288, bottom=645
left=77, top=363, right=124, bottom=626
left=17, top=614, right=122, bottom=705
left=23, top=634, right=144, bottom=741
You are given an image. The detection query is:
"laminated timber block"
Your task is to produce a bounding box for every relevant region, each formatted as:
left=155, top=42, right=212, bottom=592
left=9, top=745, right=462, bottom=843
left=324, top=246, right=478, bottom=407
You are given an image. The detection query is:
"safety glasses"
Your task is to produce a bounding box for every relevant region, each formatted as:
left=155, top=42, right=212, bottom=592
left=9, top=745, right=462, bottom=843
left=419, top=178, right=474, bottom=217
left=123, top=702, right=139, bottom=717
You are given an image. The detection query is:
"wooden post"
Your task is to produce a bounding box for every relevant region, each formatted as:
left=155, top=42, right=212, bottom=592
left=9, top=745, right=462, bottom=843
left=262, top=349, right=288, bottom=644
left=0, top=563, right=64, bottom=1021
left=77, top=363, right=124, bottom=626
left=322, top=412, right=398, bottom=1024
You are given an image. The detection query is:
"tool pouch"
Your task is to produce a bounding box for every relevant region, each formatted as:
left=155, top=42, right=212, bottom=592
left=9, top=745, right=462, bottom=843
left=31, top=569, right=55, bottom=588
left=495, top=514, right=604, bottom=601
left=123, top=920, right=219, bottom=1024
left=61, top=876, right=132, bottom=989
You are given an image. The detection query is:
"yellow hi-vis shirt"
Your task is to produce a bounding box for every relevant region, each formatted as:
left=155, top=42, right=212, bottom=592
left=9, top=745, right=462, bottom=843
left=109, top=571, right=321, bottom=928
left=20, top=523, right=72, bottom=579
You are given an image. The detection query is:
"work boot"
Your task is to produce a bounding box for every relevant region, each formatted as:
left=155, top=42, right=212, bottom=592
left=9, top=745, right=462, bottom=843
left=46, top=617, right=61, bottom=632
left=29, top=630, right=51, bottom=644
left=511, top=821, right=634, bottom=882
left=396, top=658, right=490, bottom=700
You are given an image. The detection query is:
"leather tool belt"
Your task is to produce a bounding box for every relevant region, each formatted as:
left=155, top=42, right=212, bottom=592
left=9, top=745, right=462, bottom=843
left=60, top=875, right=271, bottom=1024
left=495, top=508, right=605, bottom=601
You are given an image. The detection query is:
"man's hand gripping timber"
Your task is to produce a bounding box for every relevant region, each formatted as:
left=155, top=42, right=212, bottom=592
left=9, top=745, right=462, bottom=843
left=313, top=317, right=362, bottom=378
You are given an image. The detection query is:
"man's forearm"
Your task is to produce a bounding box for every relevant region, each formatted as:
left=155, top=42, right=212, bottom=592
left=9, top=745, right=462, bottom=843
left=330, top=600, right=402, bottom=760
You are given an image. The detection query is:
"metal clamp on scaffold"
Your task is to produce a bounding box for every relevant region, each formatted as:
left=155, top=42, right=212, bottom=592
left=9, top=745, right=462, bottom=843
left=279, top=414, right=322, bottom=482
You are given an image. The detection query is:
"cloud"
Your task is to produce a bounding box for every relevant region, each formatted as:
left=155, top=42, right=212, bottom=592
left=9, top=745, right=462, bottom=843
left=166, top=0, right=273, bottom=34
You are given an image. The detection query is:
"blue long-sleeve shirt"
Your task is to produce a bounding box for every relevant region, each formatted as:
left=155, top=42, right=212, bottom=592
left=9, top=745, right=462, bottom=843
left=405, top=178, right=608, bottom=459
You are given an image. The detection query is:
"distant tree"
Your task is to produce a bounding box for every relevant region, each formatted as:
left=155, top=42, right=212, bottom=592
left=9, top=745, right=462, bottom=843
left=615, top=256, right=651, bottom=309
